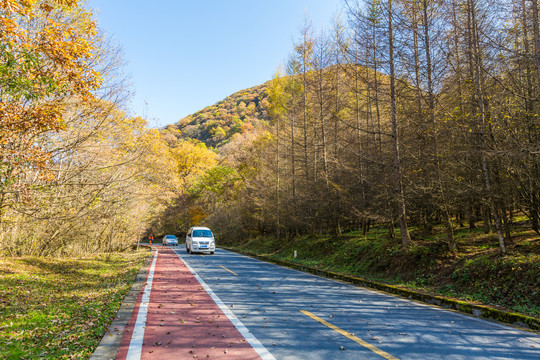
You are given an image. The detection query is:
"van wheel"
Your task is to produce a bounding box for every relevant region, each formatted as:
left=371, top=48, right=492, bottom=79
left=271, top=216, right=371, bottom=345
left=210, top=251, right=214, bottom=255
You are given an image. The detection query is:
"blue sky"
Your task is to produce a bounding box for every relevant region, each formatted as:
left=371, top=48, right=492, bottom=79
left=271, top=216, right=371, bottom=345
left=87, top=0, right=343, bottom=128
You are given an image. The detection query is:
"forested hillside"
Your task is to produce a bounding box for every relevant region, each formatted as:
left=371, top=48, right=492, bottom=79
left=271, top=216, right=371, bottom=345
left=155, top=0, right=539, bottom=256
left=151, top=0, right=539, bottom=315
left=161, top=83, right=270, bottom=147
left=1, top=0, right=537, bottom=319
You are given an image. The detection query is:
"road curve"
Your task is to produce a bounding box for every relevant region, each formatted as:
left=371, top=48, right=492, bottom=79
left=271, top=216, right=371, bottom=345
left=175, top=246, right=539, bottom=360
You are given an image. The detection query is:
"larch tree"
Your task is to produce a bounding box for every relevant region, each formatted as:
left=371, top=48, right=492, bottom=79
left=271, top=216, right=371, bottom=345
left=386, top=0, right=412, bottom=246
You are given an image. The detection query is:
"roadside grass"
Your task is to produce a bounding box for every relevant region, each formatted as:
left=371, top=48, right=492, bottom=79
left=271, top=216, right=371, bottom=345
left=0, top=250, right=149, bottom=360
left=227, top=223, right=539, bottom=318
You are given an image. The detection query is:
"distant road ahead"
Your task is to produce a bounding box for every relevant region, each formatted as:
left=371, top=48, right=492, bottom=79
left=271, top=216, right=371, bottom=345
left=175, top=246, right=539, bottom=360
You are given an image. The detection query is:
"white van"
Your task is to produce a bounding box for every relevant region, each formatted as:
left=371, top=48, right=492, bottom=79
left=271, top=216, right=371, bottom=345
left=186, top=226, right=215, bottom=254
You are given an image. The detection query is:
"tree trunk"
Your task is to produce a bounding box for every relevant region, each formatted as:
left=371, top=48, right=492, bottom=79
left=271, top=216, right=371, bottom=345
left=468, top=0, right=506, bottom=255
left=388, top=0, right=411, bottom=247
left=422, top=0, right=456, bottom=252
left=531, top=0, right=540, bottom=90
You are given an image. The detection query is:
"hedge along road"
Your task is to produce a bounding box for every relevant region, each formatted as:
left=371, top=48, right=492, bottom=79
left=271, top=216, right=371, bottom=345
left=172, top=246, right=539, bottom=360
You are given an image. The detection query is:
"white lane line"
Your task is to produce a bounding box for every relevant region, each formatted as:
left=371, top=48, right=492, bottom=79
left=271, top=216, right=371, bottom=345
left=177, top=253, right=276, bottom=360
left=126, top=250, right=159, bottom=360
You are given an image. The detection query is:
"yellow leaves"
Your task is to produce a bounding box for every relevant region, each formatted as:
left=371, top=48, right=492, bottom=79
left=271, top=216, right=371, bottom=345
left=172, top=141, right=218, bottom=178
left=0, top=0, right=102, bottom=211
left=189, top=207, right=207, bottom=226
left=54, top=0, right=79, bottom=7
left=0, top=0, right=22, bottom=12
left=168, top=141, right=218, bottom=194
left=1, top=0, right=39, bottom=20
left=1, top=0, right=80, bottom=14
left=2, top=1, right=101, bottom=100
left=0, top=17, right=18, bottom=33
left=39, top=2, right=53, bottom=12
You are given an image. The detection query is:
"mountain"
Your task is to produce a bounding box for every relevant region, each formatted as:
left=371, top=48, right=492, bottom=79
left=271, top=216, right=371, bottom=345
left=161, top=82, right=271, bottom=148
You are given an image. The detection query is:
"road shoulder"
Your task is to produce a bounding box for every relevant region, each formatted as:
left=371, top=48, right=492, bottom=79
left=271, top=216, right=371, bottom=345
left=220, top=246, right=540, bottom=333
left=90, top=248, right=155, bottom=360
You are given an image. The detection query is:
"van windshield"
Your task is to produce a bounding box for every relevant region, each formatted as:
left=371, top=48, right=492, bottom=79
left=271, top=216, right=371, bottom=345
left=193, top=229, right=213, bottom=237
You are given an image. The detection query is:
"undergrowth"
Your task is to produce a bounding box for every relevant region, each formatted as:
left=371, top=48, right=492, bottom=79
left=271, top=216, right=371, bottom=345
left=0, top=250, right=149, bottom=360
left=226, top=224, right=540, bottom=317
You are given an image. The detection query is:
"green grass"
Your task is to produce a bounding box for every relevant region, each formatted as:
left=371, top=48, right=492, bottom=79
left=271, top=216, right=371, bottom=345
left=0, top=250, right=149, bottom=360
left=227, top=224, right=540, bottom=317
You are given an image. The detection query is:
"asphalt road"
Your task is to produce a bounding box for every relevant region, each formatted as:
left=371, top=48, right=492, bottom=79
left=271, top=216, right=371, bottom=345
left=113, top=248, right=261, bottom=360
left=173, top=246, right=539, bottom=360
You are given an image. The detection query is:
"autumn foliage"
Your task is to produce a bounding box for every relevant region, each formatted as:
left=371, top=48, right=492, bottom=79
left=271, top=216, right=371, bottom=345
left=161, top=83, right=270, bottom=148
left=156, top=0, right=540, bottom=257
left=0, top=1, right=178, bottom=255
left=0, top=0, right=100, bottom=212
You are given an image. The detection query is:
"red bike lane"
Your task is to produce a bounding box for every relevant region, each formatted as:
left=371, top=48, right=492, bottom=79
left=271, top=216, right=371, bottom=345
left=115, top=246, right=261, bottom=359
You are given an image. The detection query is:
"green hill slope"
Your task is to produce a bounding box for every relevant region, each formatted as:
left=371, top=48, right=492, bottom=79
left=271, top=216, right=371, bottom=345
left=161, top=82, right=270, bottom=148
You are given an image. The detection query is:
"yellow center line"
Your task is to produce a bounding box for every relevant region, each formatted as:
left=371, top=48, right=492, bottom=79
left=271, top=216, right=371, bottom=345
left=219, top=265, right=238, bottom=276
left=300, top=310, right=400, bottom=360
